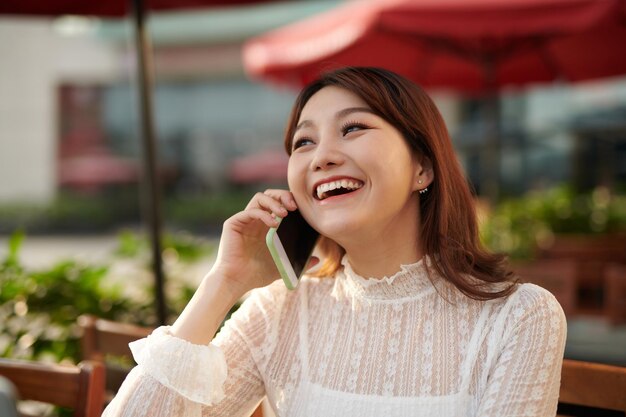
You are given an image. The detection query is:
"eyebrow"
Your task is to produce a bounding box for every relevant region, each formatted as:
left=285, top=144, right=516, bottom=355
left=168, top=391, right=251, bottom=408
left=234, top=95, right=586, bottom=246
left=294, top=106, right=376, bottom=133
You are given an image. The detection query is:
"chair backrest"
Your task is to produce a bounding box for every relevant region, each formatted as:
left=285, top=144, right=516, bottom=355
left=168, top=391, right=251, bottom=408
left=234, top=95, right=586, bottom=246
left=78, top=315, right=152, bottom=394
left=559, top=359, right=626, bottom=415
left=79, top=315, right=153, bottom=360
left=513, top=259, right=577, bottom=316
left=605, top=263, right=626, bottom=326
left=0, top=358, right=105, bottom=417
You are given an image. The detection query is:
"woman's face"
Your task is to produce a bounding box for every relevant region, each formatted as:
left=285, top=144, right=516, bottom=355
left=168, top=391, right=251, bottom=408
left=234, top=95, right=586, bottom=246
left=287, top=86, right=427, bottom=247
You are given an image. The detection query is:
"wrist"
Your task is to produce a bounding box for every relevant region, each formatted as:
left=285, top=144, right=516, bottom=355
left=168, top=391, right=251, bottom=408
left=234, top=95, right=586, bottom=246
left=201, top=269, right=247, bottom=305
left=204, top=262, right=252, bottom=300
left=169, top=270, right=243, bottom=345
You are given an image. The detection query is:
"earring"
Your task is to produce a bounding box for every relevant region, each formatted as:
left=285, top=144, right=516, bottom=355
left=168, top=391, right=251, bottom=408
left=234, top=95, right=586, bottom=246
left=419, top=187, right=428, bottom=195
left=418, top=179, right=423, bottom=184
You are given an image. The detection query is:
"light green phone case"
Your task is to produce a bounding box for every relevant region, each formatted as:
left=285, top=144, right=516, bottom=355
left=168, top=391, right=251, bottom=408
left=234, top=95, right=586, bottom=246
left=265, top=217, right=299, bottom=290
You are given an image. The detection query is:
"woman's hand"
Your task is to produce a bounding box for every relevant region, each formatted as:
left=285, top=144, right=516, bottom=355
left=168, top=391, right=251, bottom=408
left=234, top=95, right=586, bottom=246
left=170, top=190, right=296, bottom=344
left=210, top=189, right=298, bottom=297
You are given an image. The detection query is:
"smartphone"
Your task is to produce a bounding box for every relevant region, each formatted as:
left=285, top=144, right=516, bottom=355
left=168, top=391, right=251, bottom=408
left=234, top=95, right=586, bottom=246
left=266, top=209, right=320, bottom=290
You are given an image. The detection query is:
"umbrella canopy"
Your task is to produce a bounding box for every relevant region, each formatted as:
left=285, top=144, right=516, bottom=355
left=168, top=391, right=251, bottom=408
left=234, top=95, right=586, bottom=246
left=243, top=0, right=626, bottom=93
left=0, top=0, right=263, bottom=16
left=243, top=0, right=626, bottom=202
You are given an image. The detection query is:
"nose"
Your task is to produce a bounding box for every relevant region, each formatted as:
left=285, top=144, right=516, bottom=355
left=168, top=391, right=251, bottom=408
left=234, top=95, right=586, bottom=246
left=310, top=137, right=345, bottom=171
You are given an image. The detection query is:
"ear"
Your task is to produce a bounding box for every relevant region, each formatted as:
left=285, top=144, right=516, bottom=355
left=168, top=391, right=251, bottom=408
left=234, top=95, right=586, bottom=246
left=412, top=155, right=434, bottom=192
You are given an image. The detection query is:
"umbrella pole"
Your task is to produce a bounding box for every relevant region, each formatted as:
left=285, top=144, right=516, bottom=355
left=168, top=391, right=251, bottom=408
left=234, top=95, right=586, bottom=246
left=131, top=0, right=168, bottom=325
left=483, top=93, right=501, bottom=203
left=482, top=57, right=501, bottom=204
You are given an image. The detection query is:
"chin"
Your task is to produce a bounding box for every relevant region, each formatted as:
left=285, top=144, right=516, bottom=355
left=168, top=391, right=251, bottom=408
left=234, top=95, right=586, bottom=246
left=313, top=216, right=362, bottom=243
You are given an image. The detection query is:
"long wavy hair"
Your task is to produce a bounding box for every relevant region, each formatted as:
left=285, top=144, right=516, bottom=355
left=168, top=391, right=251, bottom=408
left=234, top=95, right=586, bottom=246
left=283, top=67, right=516, bottom=300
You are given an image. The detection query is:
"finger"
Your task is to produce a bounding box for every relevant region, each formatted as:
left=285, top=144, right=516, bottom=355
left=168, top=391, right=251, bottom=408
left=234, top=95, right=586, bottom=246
left=258, top=193, right=289, bottom=217
left=282, top=193, right=298, bottom=211
left=247, top=192, right=288, bottom=217
left=264, top=189, right=297, bottom=211
left=232, top=207, right=280, bottom=229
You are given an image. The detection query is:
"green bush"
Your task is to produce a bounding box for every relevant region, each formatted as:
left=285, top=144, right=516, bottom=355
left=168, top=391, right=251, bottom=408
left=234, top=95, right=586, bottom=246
left=0, top=190, right=140, bottom=234
left=0, top=189, right=253, bottom=234
left=0, top=229, right=219, bottom=365
left=0, top=231, right=149, bottom=363
left=480, top=185, right=626, bottom=260
left=115, top=229, right=215, bottom=263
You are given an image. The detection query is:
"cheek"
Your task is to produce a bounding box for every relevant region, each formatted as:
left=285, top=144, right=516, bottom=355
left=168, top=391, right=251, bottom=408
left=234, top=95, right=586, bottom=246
left=375, top=153, right=417, bottom=192
left=287, top=158, right=306, bottom=196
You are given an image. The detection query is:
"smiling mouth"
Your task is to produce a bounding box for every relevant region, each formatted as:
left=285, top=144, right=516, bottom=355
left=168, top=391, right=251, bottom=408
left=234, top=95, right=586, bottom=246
left=314, top=179, right=364, bottom=200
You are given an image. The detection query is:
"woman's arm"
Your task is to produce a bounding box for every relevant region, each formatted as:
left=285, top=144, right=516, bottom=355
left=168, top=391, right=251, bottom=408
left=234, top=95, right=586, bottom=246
left=102, top=280, right=288, bottom=417
left=103, top=190, right=297, bottom=416
left=476, top=286, right=567, bottom=416
left=102, top=325, right=266, bottom=417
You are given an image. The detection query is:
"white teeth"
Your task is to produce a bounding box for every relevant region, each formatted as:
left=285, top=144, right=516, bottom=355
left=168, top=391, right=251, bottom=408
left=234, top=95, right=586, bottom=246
left=315, top=179, right=363, bottom=200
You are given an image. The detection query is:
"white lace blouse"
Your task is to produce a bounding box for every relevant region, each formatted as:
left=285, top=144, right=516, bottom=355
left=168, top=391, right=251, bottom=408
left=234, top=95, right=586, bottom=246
left=103, top=256, right=567, bottom=417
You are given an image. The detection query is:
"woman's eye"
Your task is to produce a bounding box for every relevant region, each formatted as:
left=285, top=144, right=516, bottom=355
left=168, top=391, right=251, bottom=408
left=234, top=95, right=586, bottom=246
left=341, top=122, right=369, bottom=135
left=292, top=137, right=314, bottom=150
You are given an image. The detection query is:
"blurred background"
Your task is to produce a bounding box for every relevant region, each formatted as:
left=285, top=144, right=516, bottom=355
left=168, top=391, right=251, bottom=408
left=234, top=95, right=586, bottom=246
left=0, top=0, right=624, bottom=401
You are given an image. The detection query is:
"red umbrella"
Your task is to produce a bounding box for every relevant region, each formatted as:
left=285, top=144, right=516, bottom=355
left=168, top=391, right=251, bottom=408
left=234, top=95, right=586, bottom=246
left=0, top=0, right=265, bottom=16
left=244, top=0, right=626, bottom=90
left=1, top=0, right=277, bottom=325
left=229, top=150, right=289, bottom=184
left=243, top=0, right=626, bottom=199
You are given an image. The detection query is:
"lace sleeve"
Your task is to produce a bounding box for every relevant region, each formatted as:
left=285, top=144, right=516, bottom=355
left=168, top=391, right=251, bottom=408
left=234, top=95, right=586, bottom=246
left=476, top=285, right=567, bottom=416
left=102, top=281, right=287, bottom=417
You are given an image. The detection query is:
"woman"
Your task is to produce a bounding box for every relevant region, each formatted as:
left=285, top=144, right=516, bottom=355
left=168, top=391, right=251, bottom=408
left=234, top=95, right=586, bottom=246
left=104, top=67, right=566, bottom=417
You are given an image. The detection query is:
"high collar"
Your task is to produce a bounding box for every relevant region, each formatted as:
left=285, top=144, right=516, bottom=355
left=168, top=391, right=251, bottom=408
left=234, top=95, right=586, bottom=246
left=332, top=254, right=438, bottom=302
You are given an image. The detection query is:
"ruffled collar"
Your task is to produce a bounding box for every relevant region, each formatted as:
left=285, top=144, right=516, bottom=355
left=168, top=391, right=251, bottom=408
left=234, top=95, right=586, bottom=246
left=332, top=255, right=437, bottom=302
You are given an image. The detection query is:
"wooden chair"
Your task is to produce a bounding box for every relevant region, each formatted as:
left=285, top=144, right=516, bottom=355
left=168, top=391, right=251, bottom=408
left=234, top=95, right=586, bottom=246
left=0, top=358, right=105, bottom=417
left=78, top=314, right=153, bottom=397
left=605, top=263, right=626, bottom=326
left=558, top=359, right=626, bottom=416
left=539, top=234, right=626, bottom=316
left=513, top=259, right=578, bottom=316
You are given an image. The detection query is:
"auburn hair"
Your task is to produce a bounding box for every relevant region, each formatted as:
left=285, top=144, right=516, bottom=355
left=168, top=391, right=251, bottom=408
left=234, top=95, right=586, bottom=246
left=283, top=67, right=516, bottom=300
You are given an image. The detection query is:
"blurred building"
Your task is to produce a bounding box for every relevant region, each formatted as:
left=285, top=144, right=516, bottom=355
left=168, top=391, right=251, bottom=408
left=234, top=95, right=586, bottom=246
left=0, top=17, right=119, bottom=202
left=452, top=79, right=626, bottom=197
